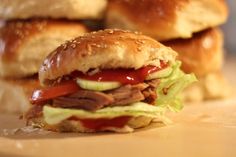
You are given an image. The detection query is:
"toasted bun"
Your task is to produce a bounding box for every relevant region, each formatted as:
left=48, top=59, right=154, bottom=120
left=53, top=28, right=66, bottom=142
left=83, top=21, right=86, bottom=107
left=0, top=0, right=107, bottom=20
left=27, top=116, right=157, bottom=133
left=164, top=28, right=223, bottom=77
left=0, top=19, right=87, bottom=78
left=0, top=77, right=40, bottom=113
left=39, top=29, right=177, bottom=86
left=106, top=0, right=228, bottom=41
left=182, top=71, right=232, bottom=102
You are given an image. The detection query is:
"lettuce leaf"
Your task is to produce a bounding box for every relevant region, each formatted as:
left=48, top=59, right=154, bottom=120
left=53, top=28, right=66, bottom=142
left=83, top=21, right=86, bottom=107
left=155, top=61, right=197, bottom=112
left=43, top=102, right=168, bottom=125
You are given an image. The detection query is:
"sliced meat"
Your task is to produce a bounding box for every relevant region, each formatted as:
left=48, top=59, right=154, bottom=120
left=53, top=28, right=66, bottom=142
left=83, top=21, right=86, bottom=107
left=146, top=79, right=160, bottom=88
left=142, top=79, right=160, bottom=104
left=52, top=79, right=160, bottom=111
left=142, top=88, right=157, bottom=104
left=106, top=83, right=148, bottom=106
left=24, top=105, right=43, bottom=120
left=53, top=90, right=114, bottom=111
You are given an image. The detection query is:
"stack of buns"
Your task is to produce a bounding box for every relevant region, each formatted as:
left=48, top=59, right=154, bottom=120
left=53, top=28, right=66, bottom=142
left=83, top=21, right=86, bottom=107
left=105, top=0, right=231, bottom=101
left=0, top=0, right=107, bottom=113
left=0, top=0, right=232, bottom=114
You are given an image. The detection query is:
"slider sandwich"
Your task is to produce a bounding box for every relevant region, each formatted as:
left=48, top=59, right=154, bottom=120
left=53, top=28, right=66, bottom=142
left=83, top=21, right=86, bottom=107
left=25, top=29, right=196, bottom=133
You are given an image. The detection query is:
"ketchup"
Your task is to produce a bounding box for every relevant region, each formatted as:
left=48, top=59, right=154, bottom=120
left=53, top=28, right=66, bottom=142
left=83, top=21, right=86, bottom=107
left=68, top=116, right=131, bottom=130
left=30, top=61, right=167, bottom=105
left=71, top=61, right=168, bottom=85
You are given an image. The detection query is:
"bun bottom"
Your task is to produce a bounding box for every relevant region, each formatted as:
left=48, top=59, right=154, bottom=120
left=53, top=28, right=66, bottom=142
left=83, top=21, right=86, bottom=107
left=27, top=116, right=158, bottom=133
left=181, top=71, right=232, bottom=102
left=0, top=77, right=40, bottom=113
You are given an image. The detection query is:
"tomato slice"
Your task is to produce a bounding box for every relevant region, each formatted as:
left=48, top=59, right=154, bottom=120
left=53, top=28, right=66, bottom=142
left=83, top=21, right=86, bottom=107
left=30, top=81, right=80, bottom=105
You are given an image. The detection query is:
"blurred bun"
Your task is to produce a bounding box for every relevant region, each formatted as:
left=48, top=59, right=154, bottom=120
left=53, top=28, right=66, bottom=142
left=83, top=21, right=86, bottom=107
left=106, top=0, right=228, bottom=41
left=164, top=28, right=223, bottom=77
left=182, top=71, right=232, bottom=102
left=39, top=29, right=177, bottom=86
left=0, top=0, right=107, bottom=20
left=0, top=77, right=40, bottom=113
left=0, top=19, right=87, bottom=78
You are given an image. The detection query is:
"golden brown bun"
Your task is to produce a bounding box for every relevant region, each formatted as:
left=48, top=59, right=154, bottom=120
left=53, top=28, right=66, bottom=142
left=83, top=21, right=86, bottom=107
left=0, top=19, right=87, bottom=78
left=0, top=0, right=107, bottom=20
left=39, top=29, right=177, bottom=86
left=182, top=71, right=232, bottom=102
left=106, top=0, right=228, bottom=41
left=0, top=77, right=40, bottom=113
left=164, top=28, right=223, bottom=77
left=28, top=116, right=157, bottom=133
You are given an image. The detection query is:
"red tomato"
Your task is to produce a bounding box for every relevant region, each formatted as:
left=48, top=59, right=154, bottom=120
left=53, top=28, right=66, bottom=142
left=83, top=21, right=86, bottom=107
left=30, top=81, right=80, bottom=105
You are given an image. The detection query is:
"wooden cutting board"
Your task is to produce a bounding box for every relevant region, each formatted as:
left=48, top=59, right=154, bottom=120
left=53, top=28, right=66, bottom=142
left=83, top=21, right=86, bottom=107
left=0, top=55, right=235, bottom=157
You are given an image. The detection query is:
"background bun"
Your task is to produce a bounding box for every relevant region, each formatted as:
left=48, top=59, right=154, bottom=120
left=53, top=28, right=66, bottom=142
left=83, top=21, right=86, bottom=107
left=181, top=71, right=232, bottom=102
left=0, top=19, right=87, bottom=78
left=0, top=77, right=40, bottom=113
left=0, top=0, right=107, bottom=20
left=164, top=28, right=224, bottom=77
left=39, top=29, right=177, bottom=86
left=106, top=0, right=228, bottom=41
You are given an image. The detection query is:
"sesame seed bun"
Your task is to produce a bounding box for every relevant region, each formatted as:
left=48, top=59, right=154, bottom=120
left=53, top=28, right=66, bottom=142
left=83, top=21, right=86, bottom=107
left=39, top=29, right=177, bottom=86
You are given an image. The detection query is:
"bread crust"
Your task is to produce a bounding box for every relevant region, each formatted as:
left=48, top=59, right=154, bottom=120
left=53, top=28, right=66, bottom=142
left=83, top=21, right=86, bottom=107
left=39, top=29, right=177, bottom=86
left=0, top=77, right=40, bottom=113
left=164, top=28, right=223, bottom=77
left=0, top=19, right=87, bottom=78
left=27, top=116, right=156, bottom=133
left=0, top=0, right=107, bottom=20
left=106, top=0, right=228, bottom=41
left=182, top=71, right=232, bottom=102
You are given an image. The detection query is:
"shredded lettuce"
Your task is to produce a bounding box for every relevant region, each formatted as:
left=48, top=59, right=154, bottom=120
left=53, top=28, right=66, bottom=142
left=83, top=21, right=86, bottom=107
left=43, top=102, right=168, bottom=125
left=155, top=61, right=197, bottom=112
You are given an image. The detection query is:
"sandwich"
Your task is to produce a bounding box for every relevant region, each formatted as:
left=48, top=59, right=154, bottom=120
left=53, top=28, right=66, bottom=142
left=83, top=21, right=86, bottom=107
left=25, top=29, right=196, bottom=133
left=0, top=19, right=87, bottom=113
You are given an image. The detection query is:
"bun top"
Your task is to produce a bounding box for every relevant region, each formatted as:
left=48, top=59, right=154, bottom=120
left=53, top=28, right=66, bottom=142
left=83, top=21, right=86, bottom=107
left=106, top=0, right=228, bottom=41
left=0, top=19, right=87, bottom=78
left=39, top=29, right=177, bottom=86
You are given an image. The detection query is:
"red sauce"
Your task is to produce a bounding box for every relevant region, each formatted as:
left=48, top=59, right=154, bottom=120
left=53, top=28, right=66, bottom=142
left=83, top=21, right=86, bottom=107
left=71, top=61, right=168, bottom=85
left=68, top=116, right=131, bottom=130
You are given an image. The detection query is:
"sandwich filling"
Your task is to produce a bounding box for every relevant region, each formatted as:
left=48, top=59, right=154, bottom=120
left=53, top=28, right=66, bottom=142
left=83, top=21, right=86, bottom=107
left=26, top=61, right=196, bottom=130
